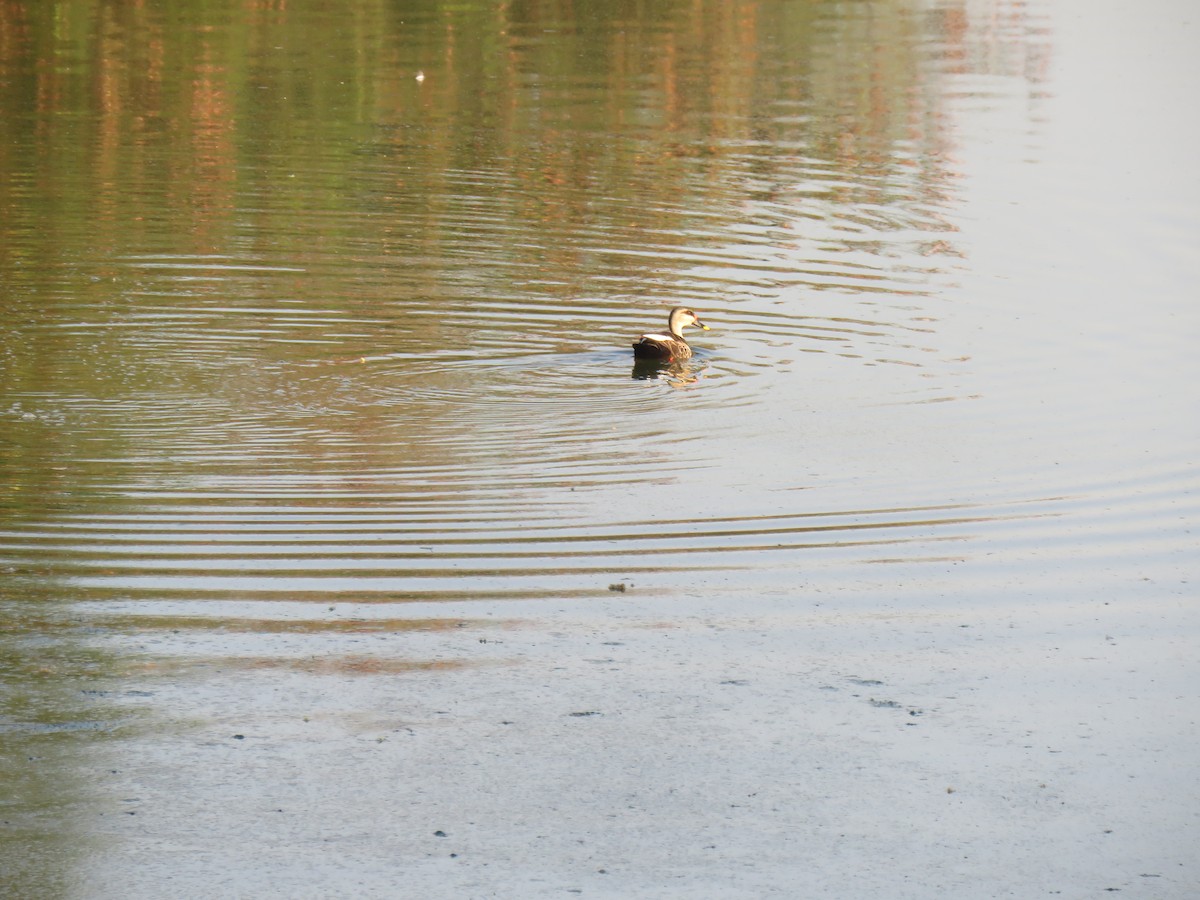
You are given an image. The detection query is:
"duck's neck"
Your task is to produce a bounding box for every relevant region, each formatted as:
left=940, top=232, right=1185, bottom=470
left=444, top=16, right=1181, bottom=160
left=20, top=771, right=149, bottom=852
left=668, top=314, right=685, bottom=338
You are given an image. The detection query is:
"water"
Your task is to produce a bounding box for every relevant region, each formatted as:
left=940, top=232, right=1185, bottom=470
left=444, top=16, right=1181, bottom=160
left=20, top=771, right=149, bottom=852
left=1, top=0, right=1197, bottom=895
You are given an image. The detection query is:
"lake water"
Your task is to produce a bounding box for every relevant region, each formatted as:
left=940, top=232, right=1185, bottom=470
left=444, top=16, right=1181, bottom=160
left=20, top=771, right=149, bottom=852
left=2, top=0, right=1197, bottom=895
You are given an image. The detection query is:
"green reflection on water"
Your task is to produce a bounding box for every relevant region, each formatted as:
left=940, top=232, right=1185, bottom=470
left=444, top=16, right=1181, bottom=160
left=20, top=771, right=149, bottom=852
left=0, top=0, right=953, bottom=492
left=0, top=606, right=135, bottom=898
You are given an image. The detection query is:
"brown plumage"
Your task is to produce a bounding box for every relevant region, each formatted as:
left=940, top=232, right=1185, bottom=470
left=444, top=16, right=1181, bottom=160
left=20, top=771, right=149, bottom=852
left=631, top=307, right=710, bottom=361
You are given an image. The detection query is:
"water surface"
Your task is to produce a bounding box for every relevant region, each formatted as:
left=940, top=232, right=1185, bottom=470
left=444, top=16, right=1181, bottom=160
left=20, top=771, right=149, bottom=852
left=1, top=0, right=1197, bottom=894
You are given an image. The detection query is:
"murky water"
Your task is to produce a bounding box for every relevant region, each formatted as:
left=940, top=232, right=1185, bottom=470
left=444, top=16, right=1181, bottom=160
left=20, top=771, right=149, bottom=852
left=2, top=0, right=1197, bottom=895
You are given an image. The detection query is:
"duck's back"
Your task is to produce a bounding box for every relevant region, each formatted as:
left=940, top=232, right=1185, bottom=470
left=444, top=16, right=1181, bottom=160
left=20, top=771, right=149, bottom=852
left=632, top=333, right=691, bottom=360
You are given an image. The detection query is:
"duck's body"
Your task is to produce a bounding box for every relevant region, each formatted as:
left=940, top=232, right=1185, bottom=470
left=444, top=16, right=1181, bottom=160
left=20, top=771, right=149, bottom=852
left=632, top=307, right=709, bottom=361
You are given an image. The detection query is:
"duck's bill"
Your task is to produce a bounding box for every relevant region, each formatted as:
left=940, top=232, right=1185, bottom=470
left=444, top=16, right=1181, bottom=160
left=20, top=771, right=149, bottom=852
left=699, top=323, right=710, bottom=330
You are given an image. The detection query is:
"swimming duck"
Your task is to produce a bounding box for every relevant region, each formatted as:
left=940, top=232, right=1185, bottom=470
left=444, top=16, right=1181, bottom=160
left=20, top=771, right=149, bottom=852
left=631, top=307, right=710, bottom=361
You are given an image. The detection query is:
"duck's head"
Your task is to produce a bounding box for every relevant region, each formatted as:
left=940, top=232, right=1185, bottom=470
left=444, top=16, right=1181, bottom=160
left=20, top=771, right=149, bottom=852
left=668, top=306, right=710, bottom=337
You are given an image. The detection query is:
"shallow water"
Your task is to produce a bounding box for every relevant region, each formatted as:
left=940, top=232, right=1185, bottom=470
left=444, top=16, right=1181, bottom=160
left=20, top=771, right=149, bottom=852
left=1, top=0, right=1197, bottom=895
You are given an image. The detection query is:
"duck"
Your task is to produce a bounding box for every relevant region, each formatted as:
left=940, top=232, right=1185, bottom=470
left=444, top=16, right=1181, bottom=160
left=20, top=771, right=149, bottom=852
left=631, top=307, right=710, bottom=361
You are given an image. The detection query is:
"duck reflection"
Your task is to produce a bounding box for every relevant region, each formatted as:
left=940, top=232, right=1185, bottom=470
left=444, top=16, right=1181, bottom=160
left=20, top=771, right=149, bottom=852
left=631, top=356, right=704, bottom=386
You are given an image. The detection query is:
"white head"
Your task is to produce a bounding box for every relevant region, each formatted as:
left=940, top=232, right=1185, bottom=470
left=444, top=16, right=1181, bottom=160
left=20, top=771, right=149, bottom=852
left=667, top=307, right=709, bottom=338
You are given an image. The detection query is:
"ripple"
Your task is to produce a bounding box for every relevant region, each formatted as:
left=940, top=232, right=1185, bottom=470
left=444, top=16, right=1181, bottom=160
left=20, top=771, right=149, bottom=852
left=2, top=0, right=1194, bottom=699
left=0, top=485, right=1113, bottom=606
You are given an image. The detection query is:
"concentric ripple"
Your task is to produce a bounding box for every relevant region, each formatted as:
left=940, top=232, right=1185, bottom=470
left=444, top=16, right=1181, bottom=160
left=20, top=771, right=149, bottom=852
left=1, top=0, right=1195, bottom=683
